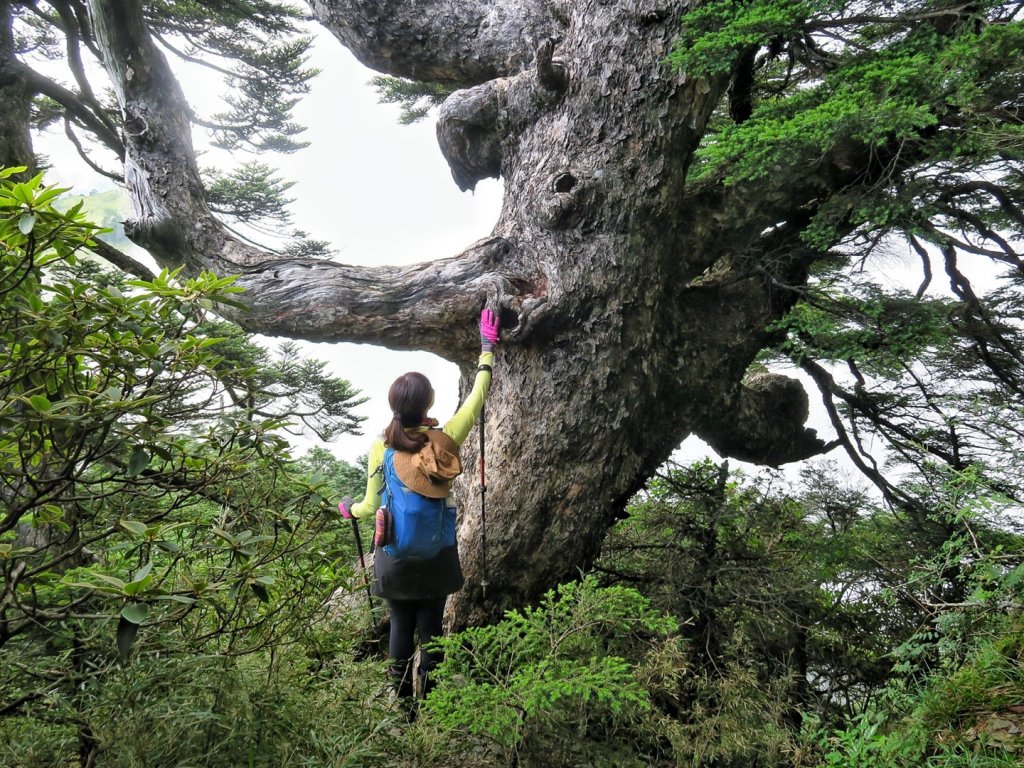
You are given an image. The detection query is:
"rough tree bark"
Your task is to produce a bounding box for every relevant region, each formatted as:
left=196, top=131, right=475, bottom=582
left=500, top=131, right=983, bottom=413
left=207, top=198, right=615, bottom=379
left=0, top=1, right=33, bottom=174
left=86, top=0, right=841, bottom=627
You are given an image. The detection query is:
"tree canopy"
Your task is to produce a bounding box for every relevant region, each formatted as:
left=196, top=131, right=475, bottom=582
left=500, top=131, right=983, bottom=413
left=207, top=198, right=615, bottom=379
left=668, top=0, right=1024, bottom=508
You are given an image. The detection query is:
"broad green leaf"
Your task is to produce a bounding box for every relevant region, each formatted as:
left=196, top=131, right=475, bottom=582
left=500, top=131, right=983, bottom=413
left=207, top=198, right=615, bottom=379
left=34, top=186, right=69, bottom=205
left=123, top=578, right=151, bottom=597
left=18, top=213, right=36, bottom=234
left=127, top=446, right=150, bottom=477
left=64, top=580, right=106, bottom=591
left=119, top=519, right=148, bottom=536
left=155, top=594, right=196, bottom=604
left=120, top=602, right=150, bottom=624
left=151, top=444, right=172, bottom=461
left=28, top=395, right=52, bottom=412
left=212, top=529, right=236, bottom=545
left=132, top=561, right=153, bottom=582
left=92, top=573, right=127, bottom=590
left=0, top=543, right=35, bottom=559
left=250, top=582, right=270, bottom=603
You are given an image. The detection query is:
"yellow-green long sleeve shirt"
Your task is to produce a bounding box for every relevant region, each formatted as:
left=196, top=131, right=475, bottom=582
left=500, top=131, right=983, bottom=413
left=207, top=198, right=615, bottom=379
left=349, top=351, right=493, bottom=519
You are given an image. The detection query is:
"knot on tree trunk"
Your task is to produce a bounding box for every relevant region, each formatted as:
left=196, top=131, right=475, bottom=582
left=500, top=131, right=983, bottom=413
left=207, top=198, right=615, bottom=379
left=437, top=42, right=568, bottom=192
left=535, top=168, right=603, bottom=231
left=700, top=372, right=829, bottom=466
left=437, top=80, right=505, bottom=192
left=466, top=237, right=550, bottom=346
left=536, top=38, right=567, bottom=94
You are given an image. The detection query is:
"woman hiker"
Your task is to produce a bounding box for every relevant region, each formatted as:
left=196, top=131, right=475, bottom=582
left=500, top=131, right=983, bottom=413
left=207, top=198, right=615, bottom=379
left=339, top=308, right=500, bottom=702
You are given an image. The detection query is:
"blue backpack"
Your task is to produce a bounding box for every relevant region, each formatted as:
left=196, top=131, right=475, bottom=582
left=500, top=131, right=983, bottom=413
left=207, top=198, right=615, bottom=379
left=380, top=447, right=457, bottom=560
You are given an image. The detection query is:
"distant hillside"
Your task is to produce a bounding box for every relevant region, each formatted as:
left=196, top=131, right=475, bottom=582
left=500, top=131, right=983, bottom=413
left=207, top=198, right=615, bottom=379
left=56, top=188, right=133, bottom=250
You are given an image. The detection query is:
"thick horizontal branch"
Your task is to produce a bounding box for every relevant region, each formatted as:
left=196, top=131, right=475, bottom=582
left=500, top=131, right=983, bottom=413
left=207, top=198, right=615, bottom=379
left=697, top=371, right=831, bottom=465
left=225, top=236, right=520, bottom=360
left=87, top=0, right=531, bottom=361
left=307, top=0, right=559, bottom=85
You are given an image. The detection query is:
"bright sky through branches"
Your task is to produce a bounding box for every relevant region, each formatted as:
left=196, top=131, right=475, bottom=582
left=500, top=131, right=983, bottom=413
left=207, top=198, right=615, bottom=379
left=37, top=28, right=503, bottom=464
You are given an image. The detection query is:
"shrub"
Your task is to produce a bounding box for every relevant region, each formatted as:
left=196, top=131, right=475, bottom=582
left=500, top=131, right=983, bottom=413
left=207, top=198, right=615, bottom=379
left=420, top=576, right=677, bottom=766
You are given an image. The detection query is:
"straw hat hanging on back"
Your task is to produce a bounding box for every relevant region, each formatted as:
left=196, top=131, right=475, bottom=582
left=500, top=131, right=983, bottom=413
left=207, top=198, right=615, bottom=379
left=392, top=430, right=463, bottom=498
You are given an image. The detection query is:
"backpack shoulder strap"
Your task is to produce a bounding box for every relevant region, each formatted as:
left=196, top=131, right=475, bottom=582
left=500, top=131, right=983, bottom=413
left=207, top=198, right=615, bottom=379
left=379, top=447, right=396, bottom=504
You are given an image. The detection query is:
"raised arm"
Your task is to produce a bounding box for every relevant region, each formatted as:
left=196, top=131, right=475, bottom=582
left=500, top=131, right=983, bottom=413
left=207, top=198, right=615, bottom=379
left=444, top=308, right=499, bottom=445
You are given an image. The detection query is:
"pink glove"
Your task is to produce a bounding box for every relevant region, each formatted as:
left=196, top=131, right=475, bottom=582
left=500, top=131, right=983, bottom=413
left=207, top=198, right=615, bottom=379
left=338, top=498, right=355, bottom=519
left=480, top=308, right=500, bottom=351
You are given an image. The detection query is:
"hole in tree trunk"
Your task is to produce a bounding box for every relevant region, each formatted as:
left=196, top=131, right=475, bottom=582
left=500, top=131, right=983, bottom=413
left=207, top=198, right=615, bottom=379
left=552, top=173, right=577, bottom=193
left=499, top=307, right=520, bottom=331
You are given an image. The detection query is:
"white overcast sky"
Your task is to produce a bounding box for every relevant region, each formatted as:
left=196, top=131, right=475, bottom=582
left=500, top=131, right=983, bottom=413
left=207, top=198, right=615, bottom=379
left=262, top=33, right=505, bottom=462
left=41, top=29, right=504, bottom=465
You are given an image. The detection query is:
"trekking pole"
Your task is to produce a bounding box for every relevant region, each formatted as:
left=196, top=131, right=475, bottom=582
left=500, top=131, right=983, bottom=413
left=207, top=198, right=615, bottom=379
left=341, top=502, right=375, bottom=628
left=479, top=403, right=489, bottom=600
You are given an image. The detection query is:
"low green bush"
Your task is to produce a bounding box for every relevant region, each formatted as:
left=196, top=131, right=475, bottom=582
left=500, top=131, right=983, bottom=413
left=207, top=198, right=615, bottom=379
left=420, top=576, right=679, bottom=766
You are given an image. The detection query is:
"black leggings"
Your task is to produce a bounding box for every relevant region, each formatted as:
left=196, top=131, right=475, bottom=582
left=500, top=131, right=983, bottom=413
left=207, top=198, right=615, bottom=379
left=387, top=597, right=446, bottom=696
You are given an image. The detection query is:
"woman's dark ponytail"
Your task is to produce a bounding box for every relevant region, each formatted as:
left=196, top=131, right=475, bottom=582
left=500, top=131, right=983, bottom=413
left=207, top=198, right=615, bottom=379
left=383, top=372, right=432, bottom=452
left=384, top=414, right=428, bottom=452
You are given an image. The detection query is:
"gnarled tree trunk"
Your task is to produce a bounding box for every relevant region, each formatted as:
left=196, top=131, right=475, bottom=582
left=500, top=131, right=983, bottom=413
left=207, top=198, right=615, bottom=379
left=0, top=1, right=33, bottom=174
left=87, top=0, right=835, bottom=627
